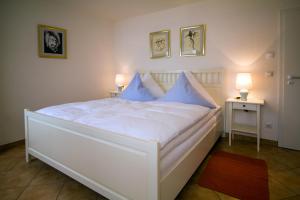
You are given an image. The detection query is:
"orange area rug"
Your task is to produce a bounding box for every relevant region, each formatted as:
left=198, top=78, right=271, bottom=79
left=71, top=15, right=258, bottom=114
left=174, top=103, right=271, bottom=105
left=198, top=151, right=269, bottom=200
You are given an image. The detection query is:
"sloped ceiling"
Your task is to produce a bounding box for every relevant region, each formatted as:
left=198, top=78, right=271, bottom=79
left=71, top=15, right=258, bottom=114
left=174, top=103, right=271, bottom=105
left=68, top=0, right=202, bottom=21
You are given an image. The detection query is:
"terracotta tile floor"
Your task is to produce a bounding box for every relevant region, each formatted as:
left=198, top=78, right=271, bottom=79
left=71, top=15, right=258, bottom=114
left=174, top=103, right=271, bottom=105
left=0, top=137, right=300, bottom=200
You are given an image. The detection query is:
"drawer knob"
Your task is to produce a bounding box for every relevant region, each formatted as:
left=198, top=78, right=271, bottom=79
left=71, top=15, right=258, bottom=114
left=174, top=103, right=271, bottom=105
left=243, top=105, right=246, bottom=107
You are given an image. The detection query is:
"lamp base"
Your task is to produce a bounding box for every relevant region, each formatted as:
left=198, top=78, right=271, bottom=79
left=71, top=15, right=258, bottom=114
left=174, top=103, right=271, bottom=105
left=240, top=91, right=248, bottom=101
left=117, top=85, right=124, bottom=92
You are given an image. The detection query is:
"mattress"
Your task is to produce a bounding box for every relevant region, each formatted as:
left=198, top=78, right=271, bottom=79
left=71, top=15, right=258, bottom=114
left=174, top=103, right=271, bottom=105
left=37, top=98, right=221, bottom=177
left=37, top=98, right=212, bottom=148
left=160, top=108, right=220, bottom=158
left=160, top=108, right=221, bottom=177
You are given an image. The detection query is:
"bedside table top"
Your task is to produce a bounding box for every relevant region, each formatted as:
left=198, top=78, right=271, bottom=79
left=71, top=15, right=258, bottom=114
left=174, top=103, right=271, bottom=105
left=110, top=90, right=121, bottom=94
left=226, top=98, right=264, bottom=105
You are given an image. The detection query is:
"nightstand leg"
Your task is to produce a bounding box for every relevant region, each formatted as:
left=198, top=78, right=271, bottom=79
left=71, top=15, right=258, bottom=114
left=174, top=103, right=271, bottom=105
left=257, top=106, right=261, bottom=152
left=229, top=130, right=232, bottom=146
left=228, top=102, right=232, bottom=146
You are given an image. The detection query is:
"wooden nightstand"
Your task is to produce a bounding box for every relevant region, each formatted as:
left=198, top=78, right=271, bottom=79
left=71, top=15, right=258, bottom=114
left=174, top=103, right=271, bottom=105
left=226, top=98, right=264, bottom=152
left=109, top=90, right=121, bottom=98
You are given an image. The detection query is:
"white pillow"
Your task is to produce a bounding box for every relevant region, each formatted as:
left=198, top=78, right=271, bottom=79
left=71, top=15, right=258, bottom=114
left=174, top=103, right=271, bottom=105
left=184, top=71, right=218, bottom=107
left=141, top=73, right=165, bottom=98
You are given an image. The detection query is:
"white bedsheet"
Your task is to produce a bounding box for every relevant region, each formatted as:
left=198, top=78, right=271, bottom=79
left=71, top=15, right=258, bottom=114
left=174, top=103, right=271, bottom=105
left=37, top=98, right=211, bottom=148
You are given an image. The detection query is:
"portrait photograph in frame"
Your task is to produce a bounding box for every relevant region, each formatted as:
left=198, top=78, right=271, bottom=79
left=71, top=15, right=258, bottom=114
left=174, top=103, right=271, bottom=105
left=149, top=30, right=171, bottom=59
left=180, top=24, right=206, bottom=56
left=38, top=24, right=67, bottom=59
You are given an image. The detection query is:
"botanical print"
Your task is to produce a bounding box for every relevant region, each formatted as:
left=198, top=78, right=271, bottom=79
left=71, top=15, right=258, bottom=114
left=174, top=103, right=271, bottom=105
left=150, top=30, right=170, bottom=58
left=180, top=25, right=206, bottom=56
left=153, top=35, right=166, bottom=52
left=183, top=29, right=201, bottom=53
left=38, top=24, right=67, bottom=58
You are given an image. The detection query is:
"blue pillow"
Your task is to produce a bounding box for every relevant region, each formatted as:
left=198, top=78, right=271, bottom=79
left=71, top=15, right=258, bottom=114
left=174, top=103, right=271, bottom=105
left=120, top=73, right=156, bottom=101
left=160, top=72, right=216, bottom=108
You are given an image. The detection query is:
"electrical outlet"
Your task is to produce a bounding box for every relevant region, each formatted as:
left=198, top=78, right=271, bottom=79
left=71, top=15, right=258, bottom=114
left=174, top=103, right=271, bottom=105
left=265, top=123, right=272, bottom=129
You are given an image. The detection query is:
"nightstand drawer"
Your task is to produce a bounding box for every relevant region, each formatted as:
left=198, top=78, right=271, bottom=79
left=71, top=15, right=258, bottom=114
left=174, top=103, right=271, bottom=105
left=232, top=102, right=257, bottom=111
left=110, top=91, right=121, bottom=98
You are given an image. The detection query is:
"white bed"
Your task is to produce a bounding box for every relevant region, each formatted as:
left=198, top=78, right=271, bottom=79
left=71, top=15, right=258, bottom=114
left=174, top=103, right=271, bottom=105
left=24, top=70, right=224, bottom=200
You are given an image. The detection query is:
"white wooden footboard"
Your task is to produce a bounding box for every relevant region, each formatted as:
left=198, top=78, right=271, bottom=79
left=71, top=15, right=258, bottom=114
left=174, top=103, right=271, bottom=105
left=24, top=109, right=159, bottom=200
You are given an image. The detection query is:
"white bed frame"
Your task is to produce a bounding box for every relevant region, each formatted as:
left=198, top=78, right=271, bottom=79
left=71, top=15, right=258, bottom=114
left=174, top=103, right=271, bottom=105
left=24, top=69, right=224, bottom=200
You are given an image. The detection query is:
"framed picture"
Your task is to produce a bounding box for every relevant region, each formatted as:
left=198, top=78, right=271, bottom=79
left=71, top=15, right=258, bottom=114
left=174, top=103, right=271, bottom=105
left=38, top=24, right=67, bottom=59
left=180, top=24, right=206, bottom=56
left=149, top=30, right=170, bottom=59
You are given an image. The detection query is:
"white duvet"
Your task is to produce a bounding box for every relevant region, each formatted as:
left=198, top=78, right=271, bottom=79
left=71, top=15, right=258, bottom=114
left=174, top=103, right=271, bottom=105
left=37, top=98, right=210, bottom=148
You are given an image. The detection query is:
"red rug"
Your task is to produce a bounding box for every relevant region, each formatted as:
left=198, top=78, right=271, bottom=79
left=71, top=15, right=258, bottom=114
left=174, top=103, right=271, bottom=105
left=198, top=151, right=269, bottom=200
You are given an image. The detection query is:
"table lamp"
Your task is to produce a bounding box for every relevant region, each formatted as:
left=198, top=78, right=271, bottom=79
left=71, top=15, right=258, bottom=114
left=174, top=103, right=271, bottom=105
left=115, top=74, right=125, bottom=92
left=236, top=73, right=252, bottom=101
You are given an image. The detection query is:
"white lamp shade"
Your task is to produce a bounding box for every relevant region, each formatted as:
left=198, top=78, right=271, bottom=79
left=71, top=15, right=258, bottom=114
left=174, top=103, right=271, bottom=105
left=115, top=74, right=125, bottom=86
left=236, top=73, right=252, bottom=90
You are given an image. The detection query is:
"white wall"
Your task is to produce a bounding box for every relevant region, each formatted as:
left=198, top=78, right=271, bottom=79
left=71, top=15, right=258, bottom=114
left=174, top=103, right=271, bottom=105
left=113, top=0, right=295, bottom=141
left=0, top=0, right=115, bottom=145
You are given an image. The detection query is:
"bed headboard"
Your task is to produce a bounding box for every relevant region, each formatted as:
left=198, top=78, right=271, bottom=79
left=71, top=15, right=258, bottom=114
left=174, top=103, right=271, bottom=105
left=140, top=69, right=224, bottom=106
